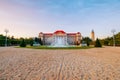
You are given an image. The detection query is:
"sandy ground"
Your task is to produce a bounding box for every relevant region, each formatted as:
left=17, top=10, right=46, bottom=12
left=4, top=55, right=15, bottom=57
left=0, top=47, right=120, bottom=80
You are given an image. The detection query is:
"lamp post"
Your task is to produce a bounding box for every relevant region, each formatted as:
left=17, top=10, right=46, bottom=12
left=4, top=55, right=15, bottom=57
left=111, top=29, right=116, bottom=47
left=4, top=29, right=9, bottom=47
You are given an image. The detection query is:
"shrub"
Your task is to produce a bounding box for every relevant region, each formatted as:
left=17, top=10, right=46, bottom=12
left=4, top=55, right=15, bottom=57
left=20, top=39, right=26, bottom=47
left=95, top=38, right=102, bottom=47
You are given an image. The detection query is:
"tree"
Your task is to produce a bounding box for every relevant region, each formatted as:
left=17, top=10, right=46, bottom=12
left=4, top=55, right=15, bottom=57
left=33, top=37, right=43, bottom=45
left=101, top=32, right=120, bottom=46
left=82, top=37, right=92, bottom=46
left=34, top=37, right=39, bottom=44
left=20, top=39, right=26, bottom=47
left=104, top=40, right=109, bottom=46
left=0, top=35, right=6, bottom=46
left=95, top=38, right=102, bottom=47
left=39, top=38, right=43, bottom=45
left=30, top=39, right=34, bottom=46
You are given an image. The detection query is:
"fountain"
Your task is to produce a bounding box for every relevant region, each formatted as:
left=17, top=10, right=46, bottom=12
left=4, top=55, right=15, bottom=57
left=51, top=35, right=68, bottom=47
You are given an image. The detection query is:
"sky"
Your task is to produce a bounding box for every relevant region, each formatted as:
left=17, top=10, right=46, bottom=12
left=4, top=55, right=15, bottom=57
left=0, top=0, right=120, bottom=38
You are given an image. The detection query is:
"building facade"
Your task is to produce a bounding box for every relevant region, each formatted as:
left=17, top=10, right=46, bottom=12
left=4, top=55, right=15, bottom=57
left=39, top=30, right=82, bottom=45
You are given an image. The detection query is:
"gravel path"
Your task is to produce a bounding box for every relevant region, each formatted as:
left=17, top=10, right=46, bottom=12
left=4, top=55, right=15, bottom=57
left=0, top=47, right=120, bottom=80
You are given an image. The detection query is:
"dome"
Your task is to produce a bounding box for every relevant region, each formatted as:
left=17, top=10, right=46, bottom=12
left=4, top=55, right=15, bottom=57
left=54, top=30, right=66, bottom=34
left=77, top=32, right=80, bottom=34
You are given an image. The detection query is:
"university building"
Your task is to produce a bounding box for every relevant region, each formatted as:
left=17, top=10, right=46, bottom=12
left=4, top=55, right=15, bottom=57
left=39, top=30, right=82, bottom=46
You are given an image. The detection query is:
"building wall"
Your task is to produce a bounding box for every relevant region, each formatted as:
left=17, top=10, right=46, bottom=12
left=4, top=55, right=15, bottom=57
left=67, top=35, right=76, bottom=45
left=43, top=35, right=53, bottom=45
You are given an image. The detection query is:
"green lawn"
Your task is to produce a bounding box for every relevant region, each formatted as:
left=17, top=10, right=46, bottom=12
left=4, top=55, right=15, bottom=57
left=25, top=45, right=94, bottom=50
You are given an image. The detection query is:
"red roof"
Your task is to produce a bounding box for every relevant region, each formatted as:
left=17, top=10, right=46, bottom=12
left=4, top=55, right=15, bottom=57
left=40, top=30, right=81, bottom=36
left=77, top=32, right=81, bottom=34
left=54, top=30, right=66, bottom=34
left=44, top=33, right=53, bottom=35
left=67, top=33, right=76, bottom=35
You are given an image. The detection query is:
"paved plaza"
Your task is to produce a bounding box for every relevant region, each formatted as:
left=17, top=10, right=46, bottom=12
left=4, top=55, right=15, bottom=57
left=0, top=47, right=120, bottom=80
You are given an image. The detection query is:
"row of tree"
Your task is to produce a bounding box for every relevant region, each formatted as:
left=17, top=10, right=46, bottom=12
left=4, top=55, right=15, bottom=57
left=100, top=32, right=120, bottom=46
left=0, top=34, right=43, bottom=47
left=82, top=32, right=120, bottom=47
left=82, top=37, right=102, bottom=47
